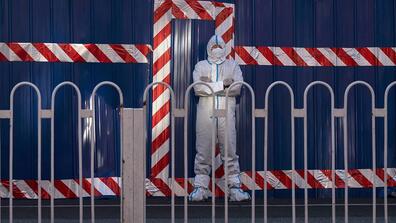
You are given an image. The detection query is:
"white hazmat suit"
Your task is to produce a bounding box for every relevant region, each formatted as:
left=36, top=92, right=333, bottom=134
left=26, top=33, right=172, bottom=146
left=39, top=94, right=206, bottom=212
left=189, top=35, right=250, bottom=202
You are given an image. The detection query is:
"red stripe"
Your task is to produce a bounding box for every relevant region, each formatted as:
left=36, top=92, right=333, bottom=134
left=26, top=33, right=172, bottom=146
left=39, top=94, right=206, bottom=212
left=153, top=23, right=171, bottom=50
left=186, top=0, right=213, bottom=20
left=281, top=47, right=308, bottom=66
left=320, top=170, right=345, bottom=188
left=376, top=169, right=396, bottom=187
left=356, top=47, right=383, bottom=66
left=215, top=165, right=224, bottom=178
left=296, top=170, right=324, bottom=189
left=348, top=169, right=373, bottom=187
left=213, top=2, right=226, bottom=7
left=153, top=75, right=171, bottom=101
left=215, top=7, right=233, bottom=28
left=151, top=178, right=172, bottom=196
left=0, top=51, right=7, bottom=61
left=58, top=44, right=86, bottom=62
left=110, top=44, right=137, bottom=63
left=100, top=177, right=120, bottom=196
left=25, top=180, right=51, bottom=199
left=305, top=48, right=334, bottom=66
left=75, top=178, right=102, bottom=197
left=54, top=180, right=77, bottom=198
left=151, top=152, right=170, bottom=177
left=151, top=126, right=170, bottom=155
left=271, top=170, right=294, bottom=189
left=32, top=43, right=60, bottom=62
left=235, top=47, right=258, bottom=65
left=7, top=43, right=34, bottom=61
left=135, top=44, right=151, bottom=56
left=331, top=48, right=358, bottom=66
left=381, top=48, right=396, bottom=64
left=172, top=3, right=188, bottom=19
left=152, top=101, right=170, bottom=128
left=257, top=47, right=284, bottom=65
left=84, top=44, right=112, bottom=63
left=153, top=48, right=171, bottom=75
left=154, top=0, right=172, bottom=23
left=221, top=25, right=234, bottom=43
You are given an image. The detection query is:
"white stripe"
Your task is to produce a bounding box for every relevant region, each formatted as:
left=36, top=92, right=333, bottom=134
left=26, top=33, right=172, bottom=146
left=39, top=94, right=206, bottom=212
left=284, top=170, right=305, bottom=189
left=0, top=43, right=22, bottom=61
left=343, top=48, right=371, bottom=66
left=199, top=1, right=216, bottom=19
left=273, top=47, right=295, bottom=66
left=171, top=179, right=187, bottom=196
left=360, top=169, right=383, bottom=187
left=374, top=47, right=395, bottom=66
left=91, top=178, right=115, bottom=196
left=65, top=179, right=89, bottom=197
left=151, top=140, right=170, bottom=168
left=46, top=43, right=72, bottom=62
left=317, top=48, right=339, bottom=66
left=71, top=44, right=99, bottom=63
left=240, top=172, right=259, bottom=190
left=153, top=61, right=171, bottom=83
left=128, top=44, right=148, bottom=63
left=42, top=180, right=65, bottom=199
left=266, top=171, right=287, bottom=189
left=96, top=44, right=124, bottom=63
left=152, top=89, right=170, bottom=114
left=215, top=16, right=232, bottom=37
left=154, top=13, right=171, bottom=37
left=294, top=47, right=319, bottom=66
left=152, top=114, right=170, bottom=140
left=19, top=43, right=48, bottom=62
left=311, top=170, right=331, bottom=188
left=175, top=0, right=199, bottom=19
left=153, top=35, right=171, bottom=61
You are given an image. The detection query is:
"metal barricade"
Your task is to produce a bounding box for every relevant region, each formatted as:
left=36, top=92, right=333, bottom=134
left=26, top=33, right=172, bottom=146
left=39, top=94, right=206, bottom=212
left=0, top=81, right=125, bottom=223
left=9, top=82, right=43, bottom=223
left=263, top=81, right=296, bottom=223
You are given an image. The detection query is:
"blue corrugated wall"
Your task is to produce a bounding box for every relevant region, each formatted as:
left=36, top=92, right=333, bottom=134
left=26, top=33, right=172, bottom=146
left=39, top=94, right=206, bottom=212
left=1, top=0, right=396, bottom=198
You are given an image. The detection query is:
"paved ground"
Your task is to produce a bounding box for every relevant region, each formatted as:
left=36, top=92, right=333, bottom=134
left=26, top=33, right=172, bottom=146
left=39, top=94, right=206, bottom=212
left=0, top=198, right=395, bottom=222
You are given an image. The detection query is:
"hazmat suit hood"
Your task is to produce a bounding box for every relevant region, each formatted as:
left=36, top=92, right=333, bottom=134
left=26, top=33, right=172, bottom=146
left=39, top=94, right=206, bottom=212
left=207, top=35, right=227, bottom=64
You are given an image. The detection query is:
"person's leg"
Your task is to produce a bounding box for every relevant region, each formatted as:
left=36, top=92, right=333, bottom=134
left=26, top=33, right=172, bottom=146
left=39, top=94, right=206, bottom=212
left=217, top=98, right=250, bottom=201
left=190, top=98, right=213, bottom=201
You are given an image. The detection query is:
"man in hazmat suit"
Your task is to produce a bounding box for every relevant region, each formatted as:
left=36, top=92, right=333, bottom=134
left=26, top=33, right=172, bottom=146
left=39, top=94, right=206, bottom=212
left=189, top=35, right=250, bottom=202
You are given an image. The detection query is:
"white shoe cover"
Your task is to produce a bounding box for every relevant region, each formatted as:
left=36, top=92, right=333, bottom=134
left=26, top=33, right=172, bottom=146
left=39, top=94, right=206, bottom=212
left=229, top=188, right=251, bottom=202
left=189, top=187, right=210, bottom=201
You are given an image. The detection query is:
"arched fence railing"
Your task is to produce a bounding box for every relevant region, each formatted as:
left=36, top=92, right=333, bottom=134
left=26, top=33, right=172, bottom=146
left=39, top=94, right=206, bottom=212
left=143, top=80, right=396, bottom=223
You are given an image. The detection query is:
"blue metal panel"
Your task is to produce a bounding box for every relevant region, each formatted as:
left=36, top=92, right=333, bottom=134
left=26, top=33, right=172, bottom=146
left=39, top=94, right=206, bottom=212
left=0, top=0, right=151, bottom=180
left=1, top=0, right=396, bottom=199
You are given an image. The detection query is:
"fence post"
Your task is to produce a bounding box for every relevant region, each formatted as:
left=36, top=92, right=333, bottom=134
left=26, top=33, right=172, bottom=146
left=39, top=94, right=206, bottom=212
left=123, top=108, right=145, bottom=223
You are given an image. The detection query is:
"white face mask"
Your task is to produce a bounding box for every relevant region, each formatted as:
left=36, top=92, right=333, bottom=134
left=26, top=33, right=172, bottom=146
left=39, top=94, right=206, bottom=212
left=212, top=47, right=225, bottom=59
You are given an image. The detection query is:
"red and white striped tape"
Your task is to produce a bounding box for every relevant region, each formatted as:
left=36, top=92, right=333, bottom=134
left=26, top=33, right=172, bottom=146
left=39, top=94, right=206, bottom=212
left=0, top=177, right=120, bottom=199
left=235, top=46, right=396, bottom=66
left=3, top=168, right=394, bottom=199
left=151, top=0, right=235, bottom=190
left=0, top=42, right=151, bottom=63
left=146, top=168, right=396, bottom=197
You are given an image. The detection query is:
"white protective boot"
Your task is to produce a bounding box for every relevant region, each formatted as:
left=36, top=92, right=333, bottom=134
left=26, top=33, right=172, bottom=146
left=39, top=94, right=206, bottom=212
left=228, top=174, right=251, bottom=202
left=189, top=174, right=211, bottom=201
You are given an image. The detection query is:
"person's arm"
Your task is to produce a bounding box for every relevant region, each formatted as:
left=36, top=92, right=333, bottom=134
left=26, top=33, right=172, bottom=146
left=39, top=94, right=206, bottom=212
left=225, top=62, right=243, bottom=96
left=193, top=62, right=224, bottom=96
